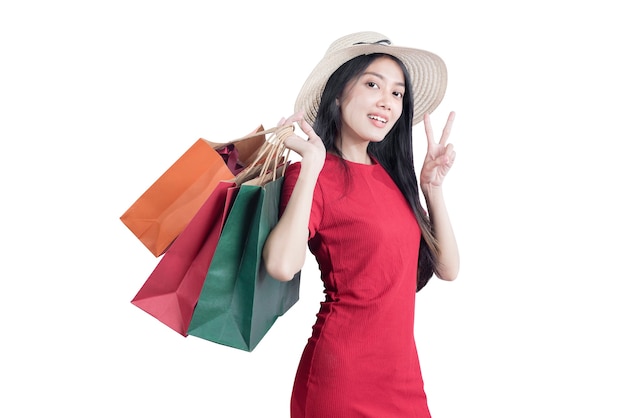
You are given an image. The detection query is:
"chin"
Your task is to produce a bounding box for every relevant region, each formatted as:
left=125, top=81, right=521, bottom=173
left=355, top=127, right=390, bottom=143
left=368, top=135, right=387, bottom=143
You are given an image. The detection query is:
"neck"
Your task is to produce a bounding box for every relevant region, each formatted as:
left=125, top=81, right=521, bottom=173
left=334, top=141, right=372, bottom=165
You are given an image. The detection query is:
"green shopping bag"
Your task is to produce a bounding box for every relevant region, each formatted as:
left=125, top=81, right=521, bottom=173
left=187, top=126, right=300, bottom=351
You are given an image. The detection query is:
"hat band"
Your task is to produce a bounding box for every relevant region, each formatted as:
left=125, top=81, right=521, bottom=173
left=352, top=39, right=391, bottom=46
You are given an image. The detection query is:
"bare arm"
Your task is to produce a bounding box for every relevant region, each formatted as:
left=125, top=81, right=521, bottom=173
left=262, top=113, right=326, bottom=282
left=421, top=184, right=459, bottom=281
left=420, top=112, right=460, bottom=281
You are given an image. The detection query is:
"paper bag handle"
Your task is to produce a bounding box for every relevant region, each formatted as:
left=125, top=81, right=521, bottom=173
left=235, top=125, right=294, bottom=186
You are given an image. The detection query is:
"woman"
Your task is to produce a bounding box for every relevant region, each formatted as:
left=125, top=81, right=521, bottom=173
left=263, top=31, right=459, bottom=417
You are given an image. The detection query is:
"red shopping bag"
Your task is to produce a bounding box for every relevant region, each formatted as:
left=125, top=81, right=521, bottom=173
left=130, top=180, right=239, bottom=335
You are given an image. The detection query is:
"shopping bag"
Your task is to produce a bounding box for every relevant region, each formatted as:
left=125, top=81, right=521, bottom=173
left=130, top=180, right=237, bottom=335
left=187, top=125, right=300, bottom=351
left=128, top=127, right=286, bottom=334
left=120, top=126, right=266, bottom=257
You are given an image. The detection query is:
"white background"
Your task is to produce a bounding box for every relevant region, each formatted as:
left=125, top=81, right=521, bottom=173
left=2, top=1, right=624, bottom=417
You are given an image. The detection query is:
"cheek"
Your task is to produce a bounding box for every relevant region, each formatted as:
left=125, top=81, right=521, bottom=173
left=391, top=104, right=403, bottom=124
left=340, top=99, right=361, bottom=122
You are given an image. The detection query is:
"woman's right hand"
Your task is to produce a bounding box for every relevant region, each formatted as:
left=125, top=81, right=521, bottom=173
left=278, top=111, right=326, bottom=174
left=263, top=112, right=325, bottom=282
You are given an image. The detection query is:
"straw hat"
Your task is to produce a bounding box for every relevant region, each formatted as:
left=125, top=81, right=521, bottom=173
left=294, top=31, right=447, bottom=126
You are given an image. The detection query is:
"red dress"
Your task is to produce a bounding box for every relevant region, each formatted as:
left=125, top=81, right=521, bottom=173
left=280, top=154, right=431, bottom=418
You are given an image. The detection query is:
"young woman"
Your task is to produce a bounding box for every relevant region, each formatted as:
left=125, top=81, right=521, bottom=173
left=263, top=31, right=459, bottom=418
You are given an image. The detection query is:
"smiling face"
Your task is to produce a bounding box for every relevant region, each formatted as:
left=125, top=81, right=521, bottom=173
left=337, top=56, right=406, bottom=147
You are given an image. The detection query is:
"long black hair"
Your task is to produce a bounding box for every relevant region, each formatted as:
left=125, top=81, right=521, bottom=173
left=313, top=53, right=438, bottom=291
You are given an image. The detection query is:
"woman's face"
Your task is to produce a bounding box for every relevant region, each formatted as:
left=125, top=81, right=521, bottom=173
left=338, top=56, right=405, bottom=145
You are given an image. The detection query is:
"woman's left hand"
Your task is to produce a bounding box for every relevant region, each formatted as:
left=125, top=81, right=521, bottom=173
left=419, top=111, right=456, bottom=188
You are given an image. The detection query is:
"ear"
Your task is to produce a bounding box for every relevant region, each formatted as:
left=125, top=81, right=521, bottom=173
left=335, top=97, right=340, bottom=107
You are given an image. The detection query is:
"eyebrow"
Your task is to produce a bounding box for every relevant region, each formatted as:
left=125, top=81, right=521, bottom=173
left=362, top=71, right=406, bottom=88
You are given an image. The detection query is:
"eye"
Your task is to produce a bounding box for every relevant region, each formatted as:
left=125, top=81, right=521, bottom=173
left=366, top=81, right=379, bottom=89
left=393, top=91, right=404, bottom=99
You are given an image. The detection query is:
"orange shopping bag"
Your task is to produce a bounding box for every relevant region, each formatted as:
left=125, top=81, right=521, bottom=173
left=120, top=126, right=266, bottom=257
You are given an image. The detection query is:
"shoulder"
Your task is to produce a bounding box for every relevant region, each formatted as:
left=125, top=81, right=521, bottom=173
left=284, top=154, right=342, bottom=179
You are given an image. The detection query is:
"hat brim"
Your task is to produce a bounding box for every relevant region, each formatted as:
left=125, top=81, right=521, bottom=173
left=294, top=44, right=447, bottom=126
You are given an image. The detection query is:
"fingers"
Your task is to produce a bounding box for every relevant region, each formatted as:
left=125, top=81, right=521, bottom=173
left=445, top=144, right=456, bottom=167
left=279, top=113, right=310, bottom=150
left=440, top=111, right=455, bottom=145
left=426, top=144, right=455, bottom=171
left=297, top=117, right=321, bottom=141
left=279, top=111, right=304, bottom=127
left=423, top=112, right=434, bottom=146
left=434, top=152, right=455, bottom=169
left=276, top=111, right=320, bottom=141
left=283, top=133, right=304, bottom=152
left=275, top=111, right=326, bottom=164
left=424, top=111, right=456, bottom=146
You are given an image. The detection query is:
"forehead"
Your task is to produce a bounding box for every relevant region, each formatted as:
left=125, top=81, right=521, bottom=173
left=363, top=56, right=405, bottom=84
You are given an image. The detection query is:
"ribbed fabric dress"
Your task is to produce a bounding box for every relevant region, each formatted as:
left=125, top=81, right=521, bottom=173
left=280, top=153, right=431, bottom=418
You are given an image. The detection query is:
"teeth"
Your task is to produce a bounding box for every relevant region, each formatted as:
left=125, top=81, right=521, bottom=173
left=369, top=115, right=387, bottom=123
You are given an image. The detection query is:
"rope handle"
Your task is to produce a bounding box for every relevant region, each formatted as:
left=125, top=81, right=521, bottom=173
left=234, top=124, right=294, bottom=186
left=205, top=125, right=289, bottom=148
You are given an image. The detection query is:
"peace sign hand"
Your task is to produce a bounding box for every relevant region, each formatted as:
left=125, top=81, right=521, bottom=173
left=419, top=111, right=456, bottom=188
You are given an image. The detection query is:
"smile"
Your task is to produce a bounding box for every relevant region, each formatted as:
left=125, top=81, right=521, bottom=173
left=368, top=115, right=388, bottom=123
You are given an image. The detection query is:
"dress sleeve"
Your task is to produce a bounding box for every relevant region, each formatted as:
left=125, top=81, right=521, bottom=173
left=280, top=162, right=322, bottom=240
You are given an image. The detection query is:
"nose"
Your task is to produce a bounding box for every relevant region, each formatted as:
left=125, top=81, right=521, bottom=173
left=377, top=94, right=391, bottom=110
left=377, top=89, right=396, bottom=110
